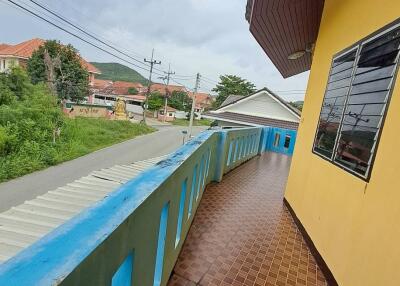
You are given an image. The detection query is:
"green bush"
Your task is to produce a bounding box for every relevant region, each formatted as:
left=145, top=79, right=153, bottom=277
left=0, top=67, right=154, bottom=182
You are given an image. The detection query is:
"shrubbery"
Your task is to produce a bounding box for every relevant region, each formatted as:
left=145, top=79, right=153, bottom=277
left=0, top=67, right=64, bottom=180
left=0, top=67, right=154, bottom=182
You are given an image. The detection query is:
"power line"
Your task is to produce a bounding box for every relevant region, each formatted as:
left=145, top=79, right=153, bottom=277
left=40, top=0, right=146, bottom=59
left=143, top=49, right=161, bottom=124
left=28, top=0, right=154, bottom=70
left=2, top=0, right=227, bottom=94
left=201, top=75, right=219, bottom=84
left=4, top=0, right=168, bottom=77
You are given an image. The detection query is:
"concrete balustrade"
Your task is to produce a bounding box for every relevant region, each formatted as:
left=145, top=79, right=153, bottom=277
left=0, top=127, right=296, bottom=286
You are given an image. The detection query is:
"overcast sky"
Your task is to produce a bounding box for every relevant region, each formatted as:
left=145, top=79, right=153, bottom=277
left=0, top=0, right=309, bottom=101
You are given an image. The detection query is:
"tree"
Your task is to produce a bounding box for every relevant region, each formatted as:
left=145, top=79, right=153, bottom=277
left=168, top=91, right=191, bottom=112
left=147, top=91, right=163, bottom=111
left=128, top=87, right=138, bottom=95
left=289, top=101, right=303, bottom=112
left=27, top=40, right=89, bottom=102
left=212, top=75, right=256, bottom=108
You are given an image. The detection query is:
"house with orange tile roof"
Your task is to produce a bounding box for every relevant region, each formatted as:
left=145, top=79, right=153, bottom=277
left=188, top=91, right=214, bottom=113
left=149, top=83, right=187, bottom=95
left=0, top=38, right=100, bottom=85
left=90, top=80, right=146, bottom=115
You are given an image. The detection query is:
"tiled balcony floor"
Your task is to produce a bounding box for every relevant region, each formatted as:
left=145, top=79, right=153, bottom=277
left=168, top=152, right=328, bottom=286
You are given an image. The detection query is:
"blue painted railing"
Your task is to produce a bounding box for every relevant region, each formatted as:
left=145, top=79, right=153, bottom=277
left=0, top=126, right=296, bottom=286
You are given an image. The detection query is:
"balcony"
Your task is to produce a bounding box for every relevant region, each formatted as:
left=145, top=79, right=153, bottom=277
left=168, top=152, right=327, bottom=286
left=0, top=126, right=327, bottom=286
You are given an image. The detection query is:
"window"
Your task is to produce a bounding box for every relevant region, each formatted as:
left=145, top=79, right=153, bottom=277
left=284, top=135, right=291, bottom=149
left=273, top=133, right=281, bottom=147
left=313, top=24, right=400, bottom=179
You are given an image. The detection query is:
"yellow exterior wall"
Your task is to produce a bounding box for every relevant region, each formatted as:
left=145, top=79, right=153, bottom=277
left=284, top=1, right=400, bottom=285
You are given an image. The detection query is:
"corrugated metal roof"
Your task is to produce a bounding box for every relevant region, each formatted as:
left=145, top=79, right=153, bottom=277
left=0, top=155, right=166, bottom=264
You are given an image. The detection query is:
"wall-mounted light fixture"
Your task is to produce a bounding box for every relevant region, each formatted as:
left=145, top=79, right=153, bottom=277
left=288, top=51, right=306, bottom=60
left=288, top=43, right=315, bottom=60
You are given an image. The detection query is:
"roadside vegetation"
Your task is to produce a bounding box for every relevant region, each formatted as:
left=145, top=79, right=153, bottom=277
left=212, top=75, right=256, bottom=108
left=171, top=118, right=212, bottom=127
left=0, top=67, right=153, bottom=183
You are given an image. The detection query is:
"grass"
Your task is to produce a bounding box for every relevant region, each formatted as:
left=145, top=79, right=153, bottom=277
left=171, top=118, right=212, bottom=127
left=0, top=118, right=155, bottom=182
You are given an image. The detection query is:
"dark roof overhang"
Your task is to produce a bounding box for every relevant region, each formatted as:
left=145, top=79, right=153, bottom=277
left=246, top=0, right=325, bottom=78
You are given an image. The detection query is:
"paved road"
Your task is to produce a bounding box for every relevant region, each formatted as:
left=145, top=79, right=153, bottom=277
left=0, top=125, right=206, bottom=212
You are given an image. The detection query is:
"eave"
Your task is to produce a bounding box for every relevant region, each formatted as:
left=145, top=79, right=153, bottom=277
left=247, top=0, right=324, bottom=78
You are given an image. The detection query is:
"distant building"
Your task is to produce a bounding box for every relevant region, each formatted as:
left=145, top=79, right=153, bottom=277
left=91, top=80, right=146, bottom=115
left=0, top=38, right=100, bottom=85
left=203, top=88, right=300, bottom=129
left=149, top=83, right=187, bottom=96
left=157, top=106, right=177, bottom=122
left=188, top=92, right=214, bottom=113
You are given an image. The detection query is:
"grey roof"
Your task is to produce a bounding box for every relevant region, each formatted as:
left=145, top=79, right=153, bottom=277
left=204, top=111, right=299, bottom=130
left=220, top=95, right=245, bottom=108
left=217, top=88, right=301, bottom=117
left=0, top=155, right=167, bottom=264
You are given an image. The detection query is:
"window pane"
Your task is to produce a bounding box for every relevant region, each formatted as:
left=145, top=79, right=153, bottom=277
left=358, top=37, right=400, bottom=64
left=313, top=50, right=356, bottom=158
left=353, top=64, right=395, bottom=84
left=334, top=136, right=374, bottom=176
left=351, top=78, right=392, bottom=94
left=331, top=51, right=357, bottom=74
left=325, top=87, right=350, bottom=98
left=342, top=114, right=382, bottom=128
left=362, top=27, right=400, bottom=53
left=327, top=77, right=352, bottom=90
left=330, top=67, right=353, bottom=82
left=345, top=103, right=386, bottom=116
left=356, top=50, right=399, bottom=74
left=340, top=124, right=378, bottom=140
left=323, top=96, right=347, bottom=107
left=347, top=91, right=388, bottom=105
left=314, top=121, right=341, bottom=158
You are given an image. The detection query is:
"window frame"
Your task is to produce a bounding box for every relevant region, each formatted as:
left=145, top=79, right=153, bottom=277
left=312, top=20, right=400, bottom=181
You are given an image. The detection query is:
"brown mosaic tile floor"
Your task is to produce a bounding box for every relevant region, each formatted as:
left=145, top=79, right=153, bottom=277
left=168, top=152, right=328, bottom=286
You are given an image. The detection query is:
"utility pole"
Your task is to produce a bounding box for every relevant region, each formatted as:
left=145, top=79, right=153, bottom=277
left=163, top=64, right=175, bottom=123
left=143, top=49, right=161, bottom=124
left=188, top=73, right=201, bottom=139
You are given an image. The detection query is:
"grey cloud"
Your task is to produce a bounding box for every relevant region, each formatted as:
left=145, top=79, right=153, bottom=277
left=0, top=0, right=309, bottom=100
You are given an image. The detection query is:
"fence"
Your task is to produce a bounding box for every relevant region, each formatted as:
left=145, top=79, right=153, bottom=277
left=0, top=127, right=296, bottom=286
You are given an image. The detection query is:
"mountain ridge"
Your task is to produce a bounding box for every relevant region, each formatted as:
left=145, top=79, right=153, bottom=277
left=90, top=62, right=148, bottom=85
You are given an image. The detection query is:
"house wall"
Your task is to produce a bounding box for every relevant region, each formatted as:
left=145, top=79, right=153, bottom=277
left=217, top=120, right=249, bottom=128
left=284, top=1, right=400, bottom=286
left=222, top=92, right=299, bottom=122
left=0, top=57, right=20, bottom=72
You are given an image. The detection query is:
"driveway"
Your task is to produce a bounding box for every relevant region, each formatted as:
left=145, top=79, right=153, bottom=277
left=0, top=125, right=207, bottom=212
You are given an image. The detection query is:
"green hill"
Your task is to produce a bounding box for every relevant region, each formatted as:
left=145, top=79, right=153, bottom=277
left=90, top=62, right=148, bottom=85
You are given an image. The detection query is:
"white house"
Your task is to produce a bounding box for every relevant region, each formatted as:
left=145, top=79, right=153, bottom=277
left=203, top=88, right=301, bottom=129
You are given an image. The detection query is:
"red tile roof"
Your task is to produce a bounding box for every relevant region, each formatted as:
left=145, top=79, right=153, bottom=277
left=91, top=79, right=113, bottom=89
left=123, top=94, right=146, bottom=102
left=0, top=38, right=100, bottom=74
left=0, top=38, right=45, bottom=58
left=80, top=60, right=101, bottom=74
left=188, top=92, right=214, bottom=109
left=0, top=44, right=11, bottom=52
left=150, top=83, right=187, bottom=95
left=112, top=81, right=144, bottom=95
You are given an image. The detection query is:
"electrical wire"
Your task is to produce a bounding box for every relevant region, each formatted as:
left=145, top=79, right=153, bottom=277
left=28, top=0, right=155, bottom=70
left=2, top=0, right=237, bottom=93
left=4, top=0, right=162, bottom=76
